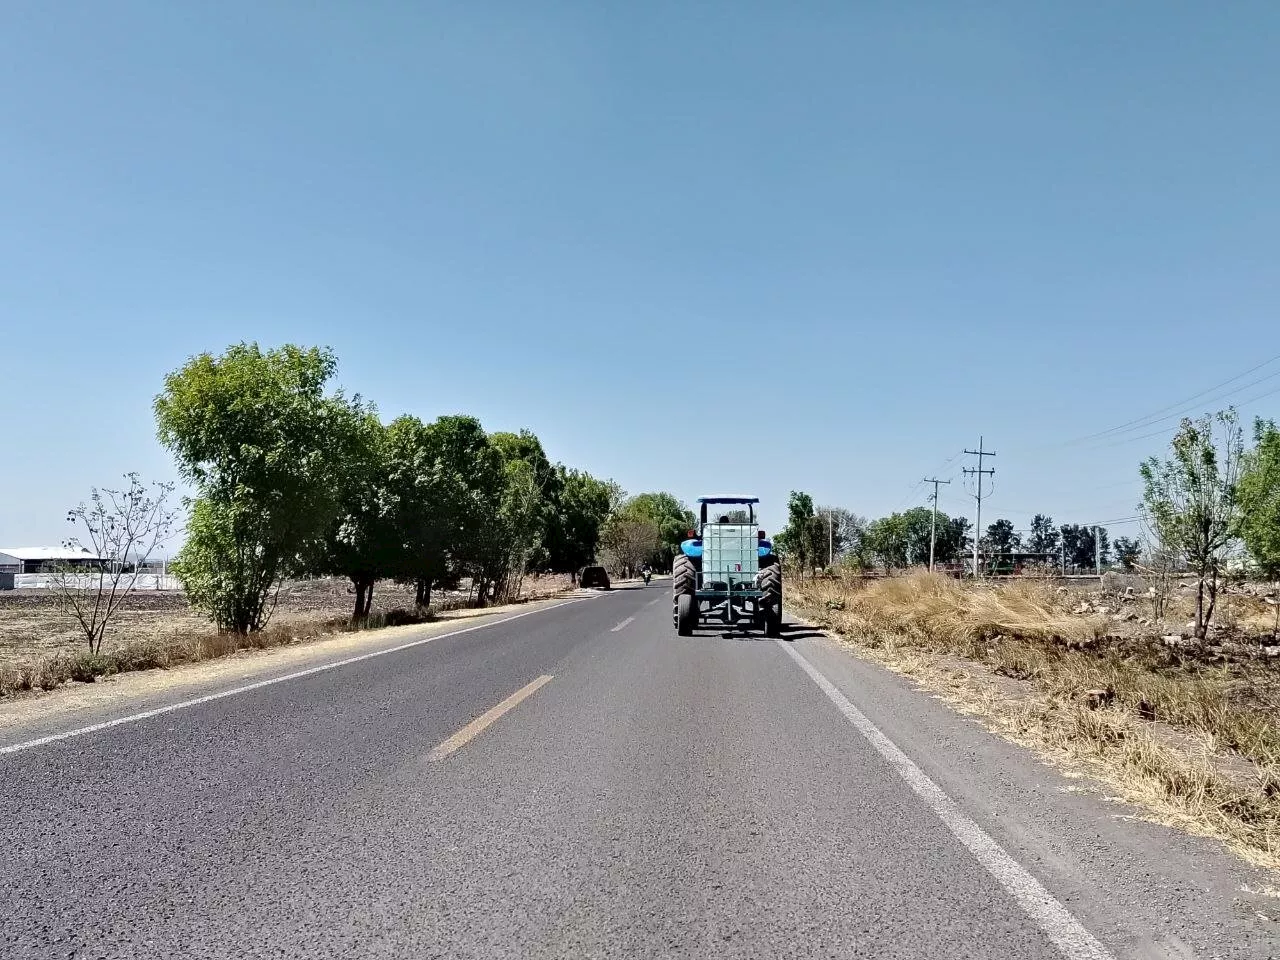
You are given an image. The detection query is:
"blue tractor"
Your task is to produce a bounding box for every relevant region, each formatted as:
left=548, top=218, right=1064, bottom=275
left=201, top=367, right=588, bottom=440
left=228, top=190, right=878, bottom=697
left=672, top=497, right=782, bottom=637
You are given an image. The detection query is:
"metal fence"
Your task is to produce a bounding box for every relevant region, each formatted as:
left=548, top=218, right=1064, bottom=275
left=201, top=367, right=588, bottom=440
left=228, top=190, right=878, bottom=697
left=9, top=573, right=182, bottom=591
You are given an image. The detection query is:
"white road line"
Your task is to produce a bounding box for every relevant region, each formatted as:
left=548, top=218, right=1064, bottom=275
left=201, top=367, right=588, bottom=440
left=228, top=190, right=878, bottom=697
left=610, top=616, right=635, bottom=632
left=646, top=596, right=665, bottom=607
left=778, top=641, right=1115, bottom=960
left=0, top=599, right=588, bottom=757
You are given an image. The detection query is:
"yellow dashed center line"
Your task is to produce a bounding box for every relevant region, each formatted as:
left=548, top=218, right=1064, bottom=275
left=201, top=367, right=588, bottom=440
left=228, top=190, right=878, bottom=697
left=427, top=675, right=554, bottom=762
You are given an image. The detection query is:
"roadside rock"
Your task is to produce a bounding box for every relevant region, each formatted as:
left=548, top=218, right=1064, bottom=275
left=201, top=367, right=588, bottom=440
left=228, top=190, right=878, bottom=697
left=1082, top=688, right=1114, bottom=709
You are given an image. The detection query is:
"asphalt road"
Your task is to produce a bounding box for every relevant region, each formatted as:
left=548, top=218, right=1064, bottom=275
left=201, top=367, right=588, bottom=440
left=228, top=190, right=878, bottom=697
left=1, top=586, right=1276, bottom=958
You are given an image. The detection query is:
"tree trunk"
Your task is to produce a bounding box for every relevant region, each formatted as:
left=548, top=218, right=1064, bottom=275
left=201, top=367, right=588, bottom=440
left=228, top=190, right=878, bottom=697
left=363, top=580, right=375, bottom=619
left=1195, top=576, right=1206, bottom=640
left=1203, top=570, right=1219, bottom=642
left=415, top=577, right=432, bottom=609
left=353, top=579, right=368, bottom=623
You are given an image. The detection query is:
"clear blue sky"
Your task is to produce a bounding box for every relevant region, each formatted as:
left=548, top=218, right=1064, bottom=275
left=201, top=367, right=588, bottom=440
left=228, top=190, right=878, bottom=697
left=2, top=1, right=1278, bottom=546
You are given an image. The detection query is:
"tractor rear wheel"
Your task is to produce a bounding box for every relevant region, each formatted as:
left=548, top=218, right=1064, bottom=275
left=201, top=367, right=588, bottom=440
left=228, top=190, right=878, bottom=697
left=760, top=563, right=783, bottom=637
left=672, top=553, right=697, bottom=630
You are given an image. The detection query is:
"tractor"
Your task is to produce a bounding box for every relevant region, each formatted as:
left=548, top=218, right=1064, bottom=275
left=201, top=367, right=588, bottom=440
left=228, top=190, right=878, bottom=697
left=672, top=497, right=782, bottom=637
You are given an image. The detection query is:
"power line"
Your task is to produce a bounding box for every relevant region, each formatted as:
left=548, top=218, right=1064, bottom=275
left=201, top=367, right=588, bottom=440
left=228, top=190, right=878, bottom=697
left=1065, top=353, right=1280, bottom=445
left=1079, top=515, right=1143, bottom=527
left=889, top=479, right=927, bottom=514
left=890, top=450, right=963, bottom=513
left=1081, top=380, right=1280, bottom=452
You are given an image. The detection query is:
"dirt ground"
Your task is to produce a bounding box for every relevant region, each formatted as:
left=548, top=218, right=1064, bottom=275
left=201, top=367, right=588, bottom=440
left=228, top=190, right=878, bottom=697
left=0, top=575, right=573, bottom=669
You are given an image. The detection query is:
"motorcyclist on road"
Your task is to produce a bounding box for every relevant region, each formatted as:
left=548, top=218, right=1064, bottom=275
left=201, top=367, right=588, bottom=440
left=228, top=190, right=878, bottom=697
left=641, top=562, right=652, bottom=585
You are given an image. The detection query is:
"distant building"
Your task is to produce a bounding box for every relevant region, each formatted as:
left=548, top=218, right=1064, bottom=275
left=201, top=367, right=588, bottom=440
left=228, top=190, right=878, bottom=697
left=0, top=547, right=106, bottom=574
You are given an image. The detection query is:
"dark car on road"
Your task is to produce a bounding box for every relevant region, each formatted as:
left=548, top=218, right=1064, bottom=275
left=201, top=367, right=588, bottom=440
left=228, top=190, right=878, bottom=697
left=579, top=566, right=611, bottom=590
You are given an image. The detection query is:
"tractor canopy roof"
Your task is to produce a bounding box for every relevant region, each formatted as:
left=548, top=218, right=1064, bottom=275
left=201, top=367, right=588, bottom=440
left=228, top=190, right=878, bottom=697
left=696, top=496, right=759, bottom=505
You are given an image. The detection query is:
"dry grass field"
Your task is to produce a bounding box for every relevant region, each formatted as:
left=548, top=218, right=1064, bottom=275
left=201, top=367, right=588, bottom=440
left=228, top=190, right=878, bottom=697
left=789, top=571, right=1280, bottom=870
left=0, top=575, right=573, bottom=696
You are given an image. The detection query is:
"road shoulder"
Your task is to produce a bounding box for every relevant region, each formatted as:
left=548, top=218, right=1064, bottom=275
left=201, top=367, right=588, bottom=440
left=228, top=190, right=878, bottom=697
left=783, top=627, right=1279, bottom=958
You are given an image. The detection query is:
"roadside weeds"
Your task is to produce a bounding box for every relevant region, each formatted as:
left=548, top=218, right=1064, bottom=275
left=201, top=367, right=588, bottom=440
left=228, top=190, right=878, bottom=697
left=0, top=589, right=575, bottom=701
left=790, top=573, right=1280, bottom=872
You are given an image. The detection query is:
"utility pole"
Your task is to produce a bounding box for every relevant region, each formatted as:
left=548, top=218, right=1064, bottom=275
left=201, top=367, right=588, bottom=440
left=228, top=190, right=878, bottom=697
left=1095, top=526, right=1102, bottom=578
left=923, top=477, right=952, bottom=572
left=963, top=437, right=996, bottom=578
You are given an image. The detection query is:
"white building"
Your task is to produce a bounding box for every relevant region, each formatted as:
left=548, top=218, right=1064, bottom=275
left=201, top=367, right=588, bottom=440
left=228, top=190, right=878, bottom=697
left=0, top=547, right=105, bottom=574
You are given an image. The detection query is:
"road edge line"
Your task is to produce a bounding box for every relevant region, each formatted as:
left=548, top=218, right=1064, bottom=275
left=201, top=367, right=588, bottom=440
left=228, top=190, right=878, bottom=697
left=777, top=639, right=1115, bottom=960
left=0, top=598, right=589, bottom=757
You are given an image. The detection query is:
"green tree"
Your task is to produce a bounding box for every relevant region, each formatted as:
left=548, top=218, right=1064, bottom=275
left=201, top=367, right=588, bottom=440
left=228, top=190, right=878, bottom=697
left=864, top=514, right=907, bottom=572
left=1059, top=523, right=1109, bottom=572
left=1141, top=410, right=1246, bottom=640
left=155, top=343, right=368, bottom=633
left=545, top=467, right=615, bottom=577
left=814, top=507, right=866, bottom=566
left=624, top=492, right=696, bottom=569
left=599, top=511, right=661, bottom=577
left=471, top=446, right=547, bottom=603
left=1025, top=514, right=1059, bottom=555
left=1239, top=418, right=1280, bottom=580
left=934, top=515, right=970, bottom=565
left=1112, top=536, right=1142, bottom=571
left=322, top=413, right=398, bottom=622
left=779, top=491, right=827, bottom=573
left=864, top=507, right=944, bottom=571
left=900, top=507, right=939, bottom=566
left=489, top=430, right=559, bottom=572
left=982, top=518, right=1021, bottom=556
left=386, top=415, right=504, bottom=608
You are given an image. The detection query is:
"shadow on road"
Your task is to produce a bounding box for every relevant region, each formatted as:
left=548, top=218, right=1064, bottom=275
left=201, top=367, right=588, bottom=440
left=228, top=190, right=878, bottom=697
left=712, top=623, right=827, bottom=642
left=777, top=622, right=827, bottom=641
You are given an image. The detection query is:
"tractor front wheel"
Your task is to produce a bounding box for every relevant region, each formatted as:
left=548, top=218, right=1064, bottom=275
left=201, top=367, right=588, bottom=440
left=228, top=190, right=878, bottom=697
left=760, top=564, right=783, bottom=637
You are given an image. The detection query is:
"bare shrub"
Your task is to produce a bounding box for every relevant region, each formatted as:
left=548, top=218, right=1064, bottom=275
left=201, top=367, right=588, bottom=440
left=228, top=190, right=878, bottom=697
left=53, top=474, right=178, bottom=654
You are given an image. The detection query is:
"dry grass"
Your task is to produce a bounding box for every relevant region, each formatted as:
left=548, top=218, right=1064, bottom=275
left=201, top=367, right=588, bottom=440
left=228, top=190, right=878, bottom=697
left=0, top=574, right=574, bottom=699
left=810, top=572, right=1104, bottom=650
left=791, top=571, right=1280, bottom=870
left=0, top=611, right=405, bottom=696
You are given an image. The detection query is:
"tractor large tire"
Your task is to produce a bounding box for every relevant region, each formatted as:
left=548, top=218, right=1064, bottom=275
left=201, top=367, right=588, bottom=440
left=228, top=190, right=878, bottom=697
left=760, top=563, right=783, bottom=637
left=672, top=553, right=697, bottom=630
